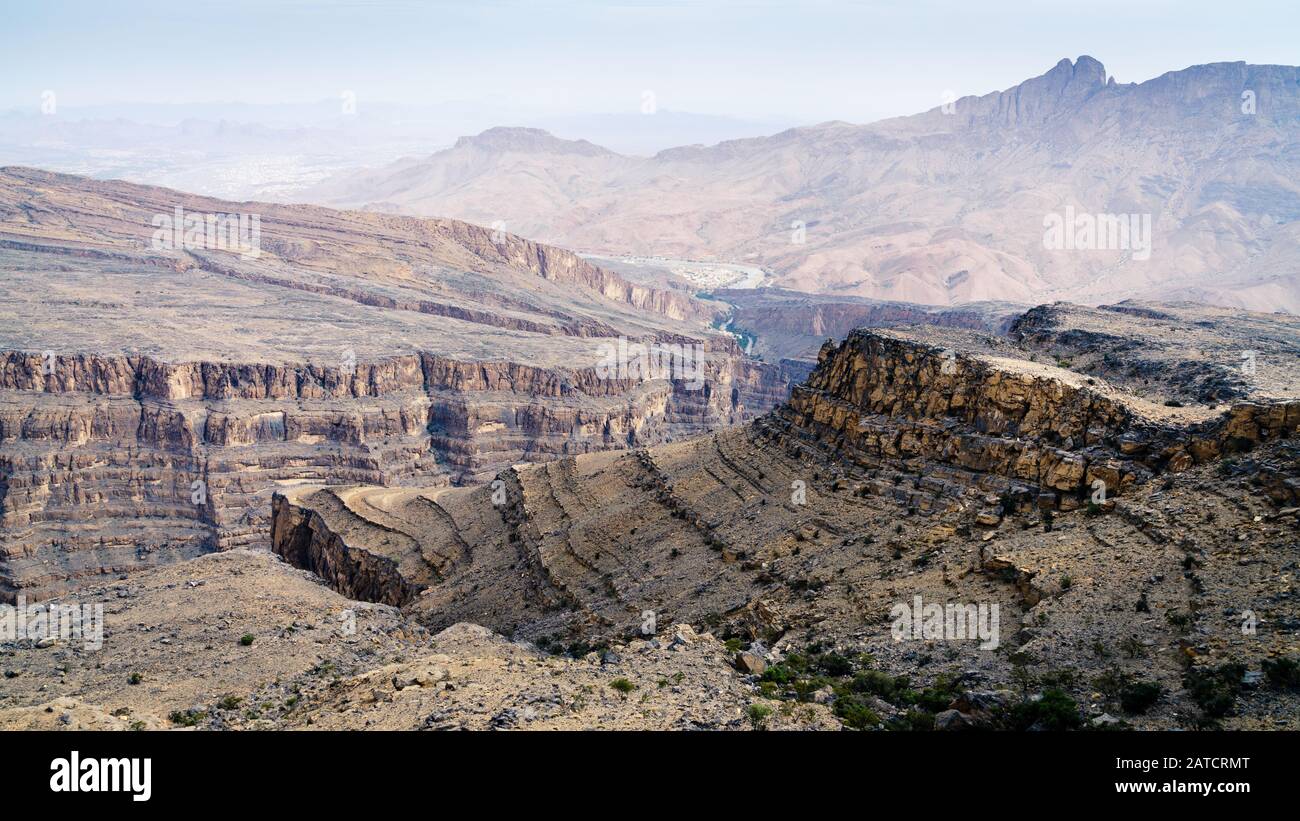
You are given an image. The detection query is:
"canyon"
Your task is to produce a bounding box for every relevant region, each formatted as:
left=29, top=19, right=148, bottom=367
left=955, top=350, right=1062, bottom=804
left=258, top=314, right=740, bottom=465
left=3, top=298, right=1294, bottom=731
left=1, top=170, right=1297, bottom=734
left=0, top=168, right=803, bottom=601
left=258, top=301, right=1299, bottom=729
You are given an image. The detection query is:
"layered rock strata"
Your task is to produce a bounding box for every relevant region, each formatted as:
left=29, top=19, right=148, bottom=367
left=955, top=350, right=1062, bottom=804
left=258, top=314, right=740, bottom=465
left=273, top=319, right=1298, bottom=634
left=774, top=329, right=1300, bottom=515
left=0, top=169, right=798, bottom=600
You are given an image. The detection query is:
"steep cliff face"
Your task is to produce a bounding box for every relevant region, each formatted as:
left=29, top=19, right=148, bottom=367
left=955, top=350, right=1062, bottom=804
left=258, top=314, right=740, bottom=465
left=769, top=330, right=1299, bottom=512
left=271, top=322, right=1299, bottom=626
left=0, top=347, right=792, bottom=601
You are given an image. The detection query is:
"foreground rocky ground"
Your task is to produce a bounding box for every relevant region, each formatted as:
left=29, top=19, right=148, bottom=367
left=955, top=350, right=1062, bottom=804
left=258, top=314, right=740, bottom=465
left=0, top=550, right=831, bottom=731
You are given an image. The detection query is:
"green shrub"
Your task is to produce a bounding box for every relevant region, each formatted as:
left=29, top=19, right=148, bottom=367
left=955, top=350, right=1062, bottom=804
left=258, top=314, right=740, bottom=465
left=1119, top=681, right=1164, bottom=715
left=1184, top=663, right=1245, bottom=718
left=747, top=703, right=773, bottom=729
left=1009, top=688, right=1081, bottom=731
left=1120, top=636, right=1146, bottom=658
left=609, top=677, right=636, bottom=696
left=217, top=695, right=243, bottom=711
left=913, top=686, right=955, bottom=713
left=909, top=673, right=961, bottom=712
left=168, top=709, right=207, bottom=727
left=848, top=670, right=909, bottom=703
left=790, top=676, right=832, bottom=702
left=1091, top=667, right=1130, bottom=699
left=889, top=709, right=936, bottom=731
left=1038, top=669, right=1079, bottom=689
left=760, top=663, right=797, bottom=686
left=127, top=672, right=142, bottom=686
left=239, top=633, right=255, bottom=646
left=1262, top=657, right=1300, bottom=689
left=833, top=693, right=882, bottom=730
left=812, top=652, right=853, bottom=677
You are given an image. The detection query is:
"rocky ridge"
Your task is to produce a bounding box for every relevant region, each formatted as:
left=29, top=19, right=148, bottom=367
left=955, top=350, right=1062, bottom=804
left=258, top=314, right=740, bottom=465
left=267, top=302, right=1299, bottom=729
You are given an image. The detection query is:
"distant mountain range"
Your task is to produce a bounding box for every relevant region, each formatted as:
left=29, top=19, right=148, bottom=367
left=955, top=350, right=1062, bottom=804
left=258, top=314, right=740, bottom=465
left=300, top=57, right=1300, bottom=312
left=0, top=101, right=791, bottom=201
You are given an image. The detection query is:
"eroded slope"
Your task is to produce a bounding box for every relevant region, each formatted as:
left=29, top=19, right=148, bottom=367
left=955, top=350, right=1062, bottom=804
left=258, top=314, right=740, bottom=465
left=274, top=312, right=1299, bottom=729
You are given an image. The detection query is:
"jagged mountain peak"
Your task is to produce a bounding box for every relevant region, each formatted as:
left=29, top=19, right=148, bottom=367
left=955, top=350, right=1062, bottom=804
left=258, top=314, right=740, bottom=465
left=935, top=54, right=1110, bottom=127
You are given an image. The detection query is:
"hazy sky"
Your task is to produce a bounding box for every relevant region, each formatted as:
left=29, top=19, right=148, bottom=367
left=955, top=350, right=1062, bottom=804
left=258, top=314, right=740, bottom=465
left=5, top=0, right=1298, bottom=124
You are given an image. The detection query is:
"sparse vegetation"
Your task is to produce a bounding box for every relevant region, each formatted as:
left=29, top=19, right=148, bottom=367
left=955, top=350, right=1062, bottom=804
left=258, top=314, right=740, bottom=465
left=609, top=677, right=636, bottom=697
left=168, top=709, right=207, bottom=727
left=1008, top=688, right=1081, bottom=731
left=1262, top=657, right=1300, bottom=689
left=833, top=694, right=882, bottom=729
left=1119, top=681, right=1164, bottom=715
left=1184, top=663, right=1246, bottom=719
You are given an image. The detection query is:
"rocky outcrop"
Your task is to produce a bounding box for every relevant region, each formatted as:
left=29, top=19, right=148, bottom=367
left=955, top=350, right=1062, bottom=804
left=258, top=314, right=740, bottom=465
left=270, top=493, right=422, bottom=607
left=264, top=309, right=1300, bottom=730
left=770, top=330, right=1299, bottom=512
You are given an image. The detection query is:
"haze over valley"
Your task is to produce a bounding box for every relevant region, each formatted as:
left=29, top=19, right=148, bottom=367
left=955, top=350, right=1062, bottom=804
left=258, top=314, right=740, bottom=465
left=302, top=57, right=1300, bottom=312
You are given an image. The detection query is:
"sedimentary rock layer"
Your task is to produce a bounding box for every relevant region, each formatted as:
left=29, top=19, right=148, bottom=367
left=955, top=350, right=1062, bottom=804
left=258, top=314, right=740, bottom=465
left=0, top=169, right=799, bottom=600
